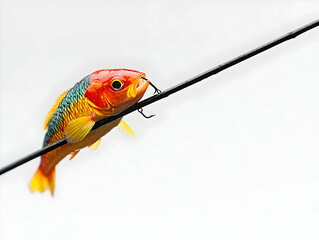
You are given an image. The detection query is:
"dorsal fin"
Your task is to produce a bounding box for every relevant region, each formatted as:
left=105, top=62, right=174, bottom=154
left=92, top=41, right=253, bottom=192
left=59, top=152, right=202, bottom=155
left=44, top=89, right=70, bottom=129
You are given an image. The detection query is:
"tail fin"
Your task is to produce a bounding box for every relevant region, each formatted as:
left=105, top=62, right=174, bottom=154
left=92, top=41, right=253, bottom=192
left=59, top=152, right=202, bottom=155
left=29, top=167, right=56, bottom=196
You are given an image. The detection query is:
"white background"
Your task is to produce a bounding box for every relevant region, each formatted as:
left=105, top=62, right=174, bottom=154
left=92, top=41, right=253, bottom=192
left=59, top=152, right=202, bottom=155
left=1, top=1, right=319, bottom=239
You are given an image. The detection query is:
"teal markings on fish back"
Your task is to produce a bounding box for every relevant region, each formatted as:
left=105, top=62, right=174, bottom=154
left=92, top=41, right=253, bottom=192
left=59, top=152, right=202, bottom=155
left=43, top=75, right=91, bottom=147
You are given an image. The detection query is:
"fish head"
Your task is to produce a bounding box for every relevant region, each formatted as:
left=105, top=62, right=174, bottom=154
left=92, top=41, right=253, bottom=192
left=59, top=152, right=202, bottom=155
left=85, top=69, right=150, bottom=116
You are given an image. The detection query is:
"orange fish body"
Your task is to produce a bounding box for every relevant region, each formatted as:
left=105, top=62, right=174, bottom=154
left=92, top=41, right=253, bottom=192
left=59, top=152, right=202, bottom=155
left=30, top=69, right=149, bottom=195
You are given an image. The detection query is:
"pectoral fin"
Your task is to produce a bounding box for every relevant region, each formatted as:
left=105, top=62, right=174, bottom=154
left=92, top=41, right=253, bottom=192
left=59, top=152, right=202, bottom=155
left=88, top=138, right=101, bottom=151
left=65, top=116, right=95, bottom=143
left=118, top=120, right=135, bottom=138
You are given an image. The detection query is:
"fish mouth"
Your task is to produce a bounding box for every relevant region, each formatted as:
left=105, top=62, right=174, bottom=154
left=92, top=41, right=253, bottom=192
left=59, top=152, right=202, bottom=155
left=127, top=73, right=150, bottom=99
left=136, top=75, right=149, bottom=95
left=136, top=77, right=144, bottom=88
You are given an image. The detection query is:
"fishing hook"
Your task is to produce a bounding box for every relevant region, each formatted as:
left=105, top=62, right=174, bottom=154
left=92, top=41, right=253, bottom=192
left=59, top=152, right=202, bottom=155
left=138, top=108, right=155, bottom=119
left=141, top=77, right=162, bottom=95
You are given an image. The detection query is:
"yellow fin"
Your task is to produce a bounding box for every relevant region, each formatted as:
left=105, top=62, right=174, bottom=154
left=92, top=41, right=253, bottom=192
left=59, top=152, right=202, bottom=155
left=69, top=150, right=80, bottom=160
left=44, top=89, right=69, bottom=129
left=65, top=116, right=95, bottom=143
left=88, top=138, right=101, bottom=151
left=118, top=120, right=135, bottom=138
left=30, top=167, right=56, bottom=196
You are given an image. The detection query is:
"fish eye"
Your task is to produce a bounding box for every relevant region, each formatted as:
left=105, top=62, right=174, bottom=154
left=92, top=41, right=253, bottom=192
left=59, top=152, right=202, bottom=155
left=111, top=79, right=123, bottom=90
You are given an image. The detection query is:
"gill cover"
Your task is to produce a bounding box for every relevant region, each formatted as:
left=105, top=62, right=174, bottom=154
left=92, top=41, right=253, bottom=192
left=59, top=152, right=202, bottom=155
left=85, top=82, right=113, bottom=116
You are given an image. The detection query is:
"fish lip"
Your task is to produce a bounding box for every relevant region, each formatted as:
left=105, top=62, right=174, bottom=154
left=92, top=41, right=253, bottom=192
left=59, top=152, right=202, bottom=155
left=136, top=77, right=147, bottom=92
left=136, top=77, right=143, bottom=88
left=127, top=73, right=149, bottom=98
left=135, top=75, right=149, bottom=98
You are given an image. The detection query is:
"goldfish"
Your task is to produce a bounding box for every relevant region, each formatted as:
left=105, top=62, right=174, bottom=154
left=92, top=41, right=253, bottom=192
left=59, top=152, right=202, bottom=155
left=30, top=69, right=150, bottom=195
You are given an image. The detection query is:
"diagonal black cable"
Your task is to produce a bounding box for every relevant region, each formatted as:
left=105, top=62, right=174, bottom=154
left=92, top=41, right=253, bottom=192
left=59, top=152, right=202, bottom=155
left=0, top=19, right=318, bottom=176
